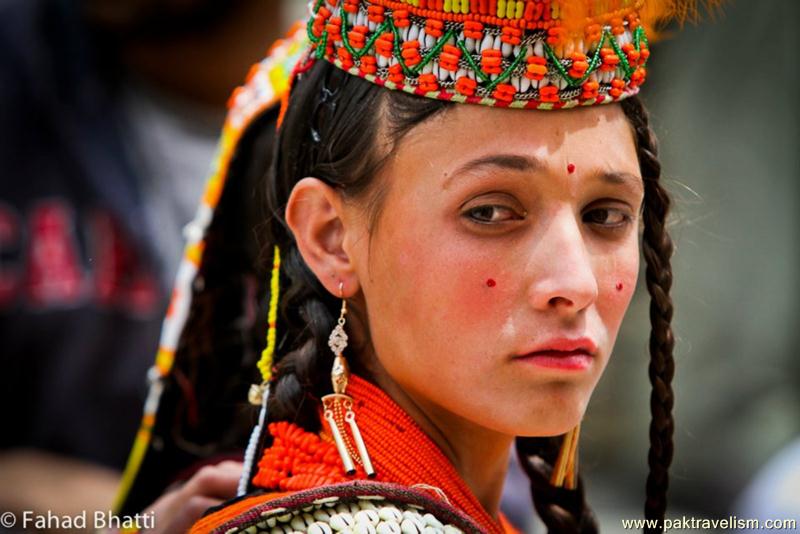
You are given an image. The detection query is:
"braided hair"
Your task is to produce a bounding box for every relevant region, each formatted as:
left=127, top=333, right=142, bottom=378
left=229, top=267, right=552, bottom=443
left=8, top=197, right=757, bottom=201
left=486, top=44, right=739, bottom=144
left=262, top=59, right=675, bottom=532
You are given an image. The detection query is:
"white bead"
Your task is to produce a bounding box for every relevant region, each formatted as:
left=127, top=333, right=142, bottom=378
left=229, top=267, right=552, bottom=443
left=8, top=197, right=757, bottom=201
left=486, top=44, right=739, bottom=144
left=422, top=528, right=441, bottom=534
left=418, top=29, right=427, bottom=46
left=309, top=522, right=334, bottom=534
left=354, top=523, right=377, bottom=534
left=354, top=510, right=379, bottom=526
left=443, top=527, right=463, bottom=534
left=520, top=76, right=531, bottom=92
left=377, top=522, right=401, bottom=534
left=425, top=34, right=436, bottom=49
left=378, top=55, right=388, bottom=68
left=313, top=510, right=332, bottom=522
left=408, top=25, right=419, bottom=42
left=331, top=513, right=355, bottom=531
left=421, top=63, right=433, bottom=74
left=378, top=508, right=403, bottom=523
left=510, top=76, right=521, bottom=91
left=533, top=40, right=544, bottom=57
left=493, top=35, right=503, bottom=50
left=502, top=42, right=513, bottom=57
left=401, top=519, right=419, bottom=534
left=465, top=37, right=475, bottom=53
left=423, top=514, right=443, bottom=529
left=480, top=34, right=494, bottom=53
left=368, top=20, right=376, bottom=32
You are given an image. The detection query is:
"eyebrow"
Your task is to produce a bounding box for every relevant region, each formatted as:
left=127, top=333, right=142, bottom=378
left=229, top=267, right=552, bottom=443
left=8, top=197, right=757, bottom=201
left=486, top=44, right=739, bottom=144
left=442, top=153, right=643, bottom=193
left=443, top=154, right=544, bottom=189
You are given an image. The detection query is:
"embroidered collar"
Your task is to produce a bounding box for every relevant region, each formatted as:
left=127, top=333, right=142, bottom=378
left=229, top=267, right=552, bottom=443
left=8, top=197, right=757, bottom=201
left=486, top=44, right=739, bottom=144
left=253, top=375, right=508, bottom=534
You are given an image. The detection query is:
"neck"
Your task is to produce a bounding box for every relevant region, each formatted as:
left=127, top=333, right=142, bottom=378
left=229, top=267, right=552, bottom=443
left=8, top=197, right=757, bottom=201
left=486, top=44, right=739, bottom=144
left=369, top=363, right=514, bottom=518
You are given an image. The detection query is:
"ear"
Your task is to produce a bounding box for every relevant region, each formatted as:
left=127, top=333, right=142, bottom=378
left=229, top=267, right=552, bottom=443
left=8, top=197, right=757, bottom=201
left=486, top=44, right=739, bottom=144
left=285, top=177, right=360, bottom=298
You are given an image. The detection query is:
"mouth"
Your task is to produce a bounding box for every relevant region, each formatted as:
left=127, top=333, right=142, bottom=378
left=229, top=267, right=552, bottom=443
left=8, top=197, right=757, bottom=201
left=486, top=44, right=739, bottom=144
left=513, top=337, right=598, bottom=371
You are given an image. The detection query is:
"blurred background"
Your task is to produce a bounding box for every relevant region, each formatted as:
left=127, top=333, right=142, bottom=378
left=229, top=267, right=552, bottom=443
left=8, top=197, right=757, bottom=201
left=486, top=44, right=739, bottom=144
left=0, top=0, right=797, bottom=532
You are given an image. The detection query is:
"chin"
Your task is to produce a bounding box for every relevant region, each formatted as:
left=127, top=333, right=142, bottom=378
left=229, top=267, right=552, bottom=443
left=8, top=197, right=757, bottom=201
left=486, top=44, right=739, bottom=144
left=506, top=395, right=590, bottom=437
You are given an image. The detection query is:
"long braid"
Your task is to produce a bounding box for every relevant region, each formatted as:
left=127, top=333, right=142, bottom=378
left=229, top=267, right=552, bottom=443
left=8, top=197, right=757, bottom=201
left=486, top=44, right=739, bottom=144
left=516, top=437, right=599, bottom=533
left=622, top=96, right=676, bottom=532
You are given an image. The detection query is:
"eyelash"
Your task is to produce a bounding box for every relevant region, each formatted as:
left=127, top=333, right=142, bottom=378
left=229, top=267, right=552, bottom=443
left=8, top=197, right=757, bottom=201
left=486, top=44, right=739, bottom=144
left=463, top=204, right=634, bottom=230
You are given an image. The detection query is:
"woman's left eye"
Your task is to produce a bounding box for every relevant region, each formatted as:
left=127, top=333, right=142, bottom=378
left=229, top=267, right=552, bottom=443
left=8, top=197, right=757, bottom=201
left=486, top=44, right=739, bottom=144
left=464, top=205, right=522, bottom=224
left=583, top=207, right=632, bottom=228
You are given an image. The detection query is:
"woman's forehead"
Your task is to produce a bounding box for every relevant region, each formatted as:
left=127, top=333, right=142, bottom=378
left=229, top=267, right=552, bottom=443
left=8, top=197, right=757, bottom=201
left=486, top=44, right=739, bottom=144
left=388, top=103, right=638, bottom=179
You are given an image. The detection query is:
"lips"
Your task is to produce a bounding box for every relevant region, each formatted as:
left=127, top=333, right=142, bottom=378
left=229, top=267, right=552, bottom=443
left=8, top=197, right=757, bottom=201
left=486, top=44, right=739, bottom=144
left=514, top=337, right=598, bottom=371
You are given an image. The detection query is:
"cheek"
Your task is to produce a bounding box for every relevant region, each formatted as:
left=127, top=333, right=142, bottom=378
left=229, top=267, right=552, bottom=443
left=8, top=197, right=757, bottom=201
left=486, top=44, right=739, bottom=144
left=595, top=244, right=640, bottom=335
left=370, top=226, right=514, bottom=364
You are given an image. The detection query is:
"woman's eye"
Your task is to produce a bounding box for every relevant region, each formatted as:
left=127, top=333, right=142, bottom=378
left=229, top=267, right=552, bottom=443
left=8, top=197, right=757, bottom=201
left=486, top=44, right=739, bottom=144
left=583, top=207, right=631, bottom=228
left=464, top=205, right=522, bottom=224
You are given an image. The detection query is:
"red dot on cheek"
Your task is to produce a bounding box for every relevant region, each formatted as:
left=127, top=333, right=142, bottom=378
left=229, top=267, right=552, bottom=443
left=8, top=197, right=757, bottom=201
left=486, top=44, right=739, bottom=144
left=616, top=282, right=623, bottom=291
left=486, top=278, right=496, bottom=288
left=567, top=163, right=576, bottom=174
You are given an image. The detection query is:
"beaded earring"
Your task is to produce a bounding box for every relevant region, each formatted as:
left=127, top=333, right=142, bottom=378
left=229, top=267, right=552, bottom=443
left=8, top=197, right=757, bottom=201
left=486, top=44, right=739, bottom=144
left=322, top=282, right=376, bottom=477
left=551, top=423, right=580, bottom=489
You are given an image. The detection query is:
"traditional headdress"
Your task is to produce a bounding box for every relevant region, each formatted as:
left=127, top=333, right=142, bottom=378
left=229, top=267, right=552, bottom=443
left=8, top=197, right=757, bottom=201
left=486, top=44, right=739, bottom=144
left=115, top=0, right=718, bottom=527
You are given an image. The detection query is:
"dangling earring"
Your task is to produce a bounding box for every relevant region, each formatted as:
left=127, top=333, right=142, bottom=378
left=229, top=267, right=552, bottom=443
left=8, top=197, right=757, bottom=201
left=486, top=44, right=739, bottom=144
left=550, top=423, right=580, bottom=490
left=322, top=282, right=376, bottom=477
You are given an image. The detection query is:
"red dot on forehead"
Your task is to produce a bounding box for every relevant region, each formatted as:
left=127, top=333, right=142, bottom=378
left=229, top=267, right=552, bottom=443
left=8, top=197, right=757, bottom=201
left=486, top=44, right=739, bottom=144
left=486, top=278, right=496, bottom=288
left=567, top=163, right=576, bottom=174
left=616, top=282, right=623, bottom=291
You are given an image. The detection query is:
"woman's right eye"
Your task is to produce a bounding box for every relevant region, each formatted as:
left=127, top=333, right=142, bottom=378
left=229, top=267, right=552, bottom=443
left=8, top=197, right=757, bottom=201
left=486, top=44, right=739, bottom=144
left=463, top=205, right=523, bottom=224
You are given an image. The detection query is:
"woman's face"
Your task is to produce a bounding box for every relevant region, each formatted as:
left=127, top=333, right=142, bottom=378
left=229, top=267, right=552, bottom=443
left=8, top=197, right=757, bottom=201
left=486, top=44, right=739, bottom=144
left=342, top=103, right=643, bottom=438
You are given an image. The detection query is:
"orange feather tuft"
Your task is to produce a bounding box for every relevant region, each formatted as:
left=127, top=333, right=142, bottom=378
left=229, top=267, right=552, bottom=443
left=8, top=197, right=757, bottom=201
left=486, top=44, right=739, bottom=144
left=556, top=0, right=724, bottom=41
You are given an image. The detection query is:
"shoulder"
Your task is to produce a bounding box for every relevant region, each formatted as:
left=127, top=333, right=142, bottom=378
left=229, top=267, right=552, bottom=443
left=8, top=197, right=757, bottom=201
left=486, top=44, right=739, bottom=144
left=191, top=481, right=486, bottom=534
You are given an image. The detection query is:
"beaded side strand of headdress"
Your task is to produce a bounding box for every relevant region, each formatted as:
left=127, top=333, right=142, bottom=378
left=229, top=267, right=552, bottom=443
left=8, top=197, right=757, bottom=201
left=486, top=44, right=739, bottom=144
left=237, top=245, right=282, bottom=496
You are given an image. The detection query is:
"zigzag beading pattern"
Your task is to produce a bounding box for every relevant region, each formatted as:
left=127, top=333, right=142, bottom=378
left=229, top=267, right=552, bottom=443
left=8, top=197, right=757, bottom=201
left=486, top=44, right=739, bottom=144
left=307, top=0, right=650, bottom=109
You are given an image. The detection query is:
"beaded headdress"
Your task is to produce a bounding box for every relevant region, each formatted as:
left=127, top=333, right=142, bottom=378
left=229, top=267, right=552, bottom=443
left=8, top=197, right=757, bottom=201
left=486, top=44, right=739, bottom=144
left=302, top=0, right=717, bottom=109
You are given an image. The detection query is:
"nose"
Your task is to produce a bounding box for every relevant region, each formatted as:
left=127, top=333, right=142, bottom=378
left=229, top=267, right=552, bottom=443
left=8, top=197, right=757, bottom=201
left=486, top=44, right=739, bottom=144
left=526, top=210, right=598, bottom=315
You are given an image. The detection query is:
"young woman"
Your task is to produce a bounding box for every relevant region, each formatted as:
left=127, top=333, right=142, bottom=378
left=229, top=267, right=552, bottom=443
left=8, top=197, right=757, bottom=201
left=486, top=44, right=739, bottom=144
left=115, top=1, right=690, bottom=532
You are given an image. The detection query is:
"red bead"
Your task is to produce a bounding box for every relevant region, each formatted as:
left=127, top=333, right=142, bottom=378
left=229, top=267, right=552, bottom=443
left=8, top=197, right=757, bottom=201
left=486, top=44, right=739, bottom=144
left=567, top=163, right=576, bottom=174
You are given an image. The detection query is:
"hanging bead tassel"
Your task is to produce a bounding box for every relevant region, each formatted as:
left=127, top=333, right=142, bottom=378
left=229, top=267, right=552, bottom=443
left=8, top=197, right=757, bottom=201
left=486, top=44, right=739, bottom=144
left=324, top=394, right=357, bottom=475
left=237, top=383, right=270, bottom=496
left=550, top=423, right=580, bottom=489
left=237, top=245, right=281, bottom=496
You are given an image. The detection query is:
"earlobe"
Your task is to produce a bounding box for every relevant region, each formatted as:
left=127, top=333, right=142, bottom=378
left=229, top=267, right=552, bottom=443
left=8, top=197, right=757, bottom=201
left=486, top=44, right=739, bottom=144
left=285, top=177, right=360, bottom=297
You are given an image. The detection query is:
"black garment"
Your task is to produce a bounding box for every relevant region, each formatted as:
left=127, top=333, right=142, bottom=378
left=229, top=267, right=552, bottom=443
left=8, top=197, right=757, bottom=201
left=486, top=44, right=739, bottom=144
left=0, top=0, right=165, bottom=469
